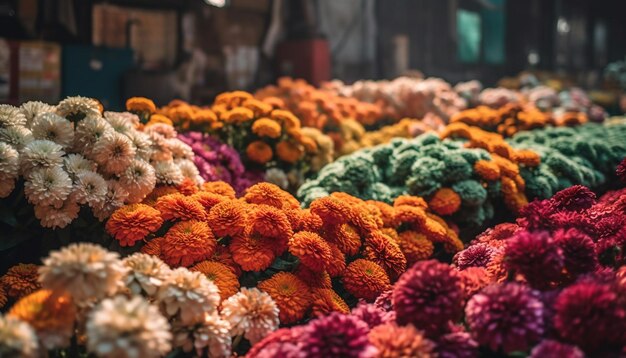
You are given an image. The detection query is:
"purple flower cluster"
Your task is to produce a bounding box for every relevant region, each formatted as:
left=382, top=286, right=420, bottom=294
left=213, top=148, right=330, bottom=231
left=178, top=132, right=263, bottom=194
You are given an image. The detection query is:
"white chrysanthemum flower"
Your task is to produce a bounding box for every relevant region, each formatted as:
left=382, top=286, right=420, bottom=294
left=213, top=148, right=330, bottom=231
left=0, top=125, right=33, bottom=150
left=144, top=123, right=177, bottom=139
left=0, top=104, right=27, bottom=128
left=147, top=132, right=173, bottom=162
left=119, top=159, right=156, bottom=203
left=74, top=116, right=114, bottom=158
left=221, top=288, right=279, bottom=344
left=56, top=96, right=100, bottom=122
left=0, top=177, right=15, bottom=198
left=92, top=180, right=130, bottom=221
left=172, top=313, right=231, bottom=357
left=24, top=166, right=72, bottom=207
left=156, top=268, right=220, bottom=326
left=0, top=315, right=39, bottom=358
left=39, top=243, right=128, bottom=303
left=0, top=142, right=19, bottom=180
left=175, top=159, right=203, bottom=185
left=20, top=140, right=65, bottom=174
left=104, top=111, right=138, bottom=134
left=153, top=160, right=184, bottom=186
left=33, top=196, right=80, bottom=228
left=124, top=130, right=153, bottom=161
left=73, top=170, right=108, bottom=208
left=20, top=101, right=55, bottom=126
left=31, top=112, right=74, bottom=149
left=166, top=139, right=194, bottom=161
left=86, top=295, right=172, bottom=358
left=264, top=168, right=289, bottom=190
left=123, top=253, right=172, bottom=297
left=63, top=154, right=96, bottom=179
left=92, top=132, right=136, bottom=174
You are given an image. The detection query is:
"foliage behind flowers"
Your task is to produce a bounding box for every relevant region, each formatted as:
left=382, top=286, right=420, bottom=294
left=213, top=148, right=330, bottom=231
left=105, top=180, right=463, bottom=326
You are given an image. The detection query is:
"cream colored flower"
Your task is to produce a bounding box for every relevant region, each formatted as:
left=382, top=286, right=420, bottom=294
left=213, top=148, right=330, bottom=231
left=31, top=112, right=74, bottom=149
left=33, top=197, right=80, bottom=228
left=104, top=111, right=138, bottom=134
left=20, top=101, right=55, bottom=126
left=264, top=168, right=289, bottom=190
left=119, top=159, right=156, bottom=203
left=0, top=142, right=19, bottom=180
left=0, top=104, right=27, bottom=128
left=0, top=315, right=38, bottom=358
left=73, top=170, right=108, bottom=208
left=172, top=313, right=231, bottom=357
left=144, top=123, right=177, bottom=139
left=92, top=132, right=136, bottom=175
left=86, top=295, right=172, bottom=358
left=56, top=96, right=100, bottom=121
left=156, top=268, right=220, bottom=326
left=175, top=159, right=203, bottom=185
left=125, top=130, right=153, bottom=161
left=123, top=253, right=171, bottom=297
left=20, top=140, right=64, bottom=174
left=0, top=125, right=33, bottom=150
left=92, top=180, right=130, bottom=221
left=73, top=116, right=114, bottom=157
left=63, top=153, right=97, bottom=179
left=39, top=243, right=128, bottom=304
left=153, top=160, right=184, bottom=186
left=220, top=287, right=279, bottom=344
left=24, top=166, right=72, bottom=207
left=166, top=139, right=194, bottom=161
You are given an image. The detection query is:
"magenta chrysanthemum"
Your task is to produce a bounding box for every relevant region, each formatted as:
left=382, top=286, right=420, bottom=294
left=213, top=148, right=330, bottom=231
left=505, top=230, right=564, bottom=288
left=350, top=302, right=393, bottom=329
left=453, top=243, right=495, bottom=270
left=436, top=331, right=479, bottom=358
left=553, top=228, right=598, bottom=276
left=465, top=283, right=544, bottom=353
left=300, top=313, right=378, bottom=358
left=549, top=185, right=596, bottom=212
left=246, top=327, right=304, bottom=358
left=393, top=260, right=464, bottom=336
left=374, top=290, right=393, bottom=312
left=617, top=158, right=626, bottom=183
left=529, top=340, right=585, bottom=358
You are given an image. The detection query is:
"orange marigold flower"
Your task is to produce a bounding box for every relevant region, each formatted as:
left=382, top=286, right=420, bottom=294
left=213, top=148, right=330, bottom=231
left=106, top=204, right=163, bottom=247
left=514, top=149, right=541, bottom=167
left=262, top=96, right=286, bottom=109
left=207, top=200, right=247, bottom=238
left=223, top=107, right=254, bottom=123
left=292, top=209, right=323, bottom=232
left=330, top=192, right=365, bottom=206
left=310, top=196, right=351, bottom=226
left=244, top=182, right=300, bottom=210
left=271, top=109, right=301, bottom=130
left=330, top=223, right=362, bottom=256
left=155, top=193, right=207, bottom=222
left=394, top=196, right=428, bottom=209
left=247, top=205, right=294, bottom=255
left=396, top=231, right=435, bottom=265
left=177, top=177, right=198, bottom=196
left=258, top=272, right=311, bottom=324
left=327, top=243, right=347, bottom=277
left=0, top=264, right=41, bottom=299
left=141, top=236, right=164, bottom=257
left=428, top=188, right=462, bottom=216
left=276, top=141, right=304, bottom=163
left=381, top=228, right=399, bottom=242
left=211, top=245, right=241, bottom=276
left=394, top=205, right=427, bottom=229
left=347, top=208, right=380, bottom=237
left=161, top=220, right=216, bottom=267
left=246, top=141, right=273, bottom=164
left=311, top=288, right=350, bottom=317
left=230, top=234, right=276, bottom=272
left=299, top=135, right=318, bottom=153
left=142, top=186, right=179, bottom=206
left=295, top=266, right=332, bottom=289
left=420, top=215, right=449, bottom=243
left=368, top=322, right=436, bottom=358
left=289, top=232, right=332, bottom=272
left=126, top=97, right=156, bottom=114
left=190, top=261, right=240, bottom=300
left=252, top=118, right=282, bottom=139
left=216, top=91, right=253, bottom=107
left=367, top=201, right=398, bottom=227
left=243, top=98, right=273, bottom=116
left=474, top=160, right=501, bottom=181
left=342, top=259, right=391, bottom=301
left=202, top=181, right=236, bottom=198
left=363, top=232, right=407, bottom=281
left=492, top=154, right=519, bottom=177
left=167, top=105, right=194, bottom=123
left=146, top=114, right=173, bottom=127
left=191, top=191, right=228, bottom=214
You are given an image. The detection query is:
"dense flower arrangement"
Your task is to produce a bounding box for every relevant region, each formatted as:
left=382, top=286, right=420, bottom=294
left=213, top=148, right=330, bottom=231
left=177, top=132, right=263, bottom=194
left=248, top=183, right=626, bottom=358
left=299, top=122, right=626, bottom=228
left=104, top=181, right=463, bottom=325
left=0, top=98, right=200, bottom=230
left=0, top=243, right=280, bottom=357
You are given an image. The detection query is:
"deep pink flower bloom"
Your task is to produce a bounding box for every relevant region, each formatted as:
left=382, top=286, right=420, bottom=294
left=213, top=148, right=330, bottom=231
left=529, top=340, right=585, bottom=358
left=505, top=230, right=565, bottom=289
left=300, top=313, right=378, bottom=358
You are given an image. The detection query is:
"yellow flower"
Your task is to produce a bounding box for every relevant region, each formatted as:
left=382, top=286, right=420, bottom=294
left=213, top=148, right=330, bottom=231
left=126, top=97, right=156, bottom=114
left=252, top=118, right=282, bottom=138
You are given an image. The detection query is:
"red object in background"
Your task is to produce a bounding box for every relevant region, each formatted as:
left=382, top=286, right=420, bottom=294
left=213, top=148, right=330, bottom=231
left=275, top=38, right=330, bottom=86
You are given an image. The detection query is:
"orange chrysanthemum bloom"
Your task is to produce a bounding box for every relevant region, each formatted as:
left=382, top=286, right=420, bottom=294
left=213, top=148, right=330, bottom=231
left=329, top=223, right=362, bottom=256
left=310, top=196, right=351, bottom=226
left=327, top=243, right=347, bottom=277
left=247, top=205, right=294, bottom=255
left=393, top=195, right=428, bottom=209
left=244, top=182, right=300, bottom=210
left=514, top=149, right=541, bottom=167
left=394, top=205, right=427, bottom=229
left=155, top=193, right=207, bottom=222
left=311, top=288, right=350, bottom=317
left=366, top=201, right=397, bottom=228
left=289, top=232, right=332, bottom=272
left=262, top=96, right=286, bottom=109
left=9, top=290, right=76, bottom=343
left=276, top=141, right=304, bottom=163
left=223, top=107, right=254, bottom=123
left=207, top=200, right=247, bottom=238
left=142, top=186, right=179, bottom=206
left=288, top=209, right=323, bottom=232
left=161, top=220, right=216, bottom=267
left=177, top=177, right=199, bottom=196
left=243, top=98, right=273, bottom=116
left=252, top=118, right=282, bottom=139
left=396, top=231, right=435, bottom=265
left=141, top=236, right=164, bottom=257
left=295, top=266, right=332, bottom=289
left=246, top=141, right=273, bottom=164
left=191, top=191, right=229, bottom=214
left=126, top=97, right=156, bottom=114
left=229, top=234, right=276, bottom=272
left=211, top=245, right=241, bottom=276
left=342, top=259, right=391, bottom=301
left=382, top=228, right=399, bottom=242
left=363, top=232, right=407, bottom=281
left=474, top=160, right=501, bottom=181
left=271, top=110, right=301, bottom=131
left=428, top=188, right=462, bottom=216
left=146, top=114, right=173, bottom=127
left=0, top=264, right=41, bottom=299
left=347, top=208, right=379, bottom=237
left=106, top=204, right=163, bottom=247
left=368, top=322, right=436, bottom=358
left=258, top=272, right=311, bottom=324
left=202, top=181, right=236, bottom=198
left=299, top=135, right=318, bottom=153
left=190, top=261, right=240, bottom=300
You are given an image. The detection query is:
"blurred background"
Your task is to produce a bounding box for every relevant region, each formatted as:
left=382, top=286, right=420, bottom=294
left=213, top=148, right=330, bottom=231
left=0, top=0, right=625, bottom=110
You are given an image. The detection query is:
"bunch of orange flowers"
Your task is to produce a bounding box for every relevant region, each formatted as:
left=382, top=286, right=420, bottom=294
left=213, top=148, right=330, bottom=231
left=105, top=180, right=463, bottom=324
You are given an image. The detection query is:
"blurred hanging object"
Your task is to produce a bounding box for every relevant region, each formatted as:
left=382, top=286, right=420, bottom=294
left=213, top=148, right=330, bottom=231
left=262, top=0, right=284, bottom=57
left=58, top=0, right=77, bottom=35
